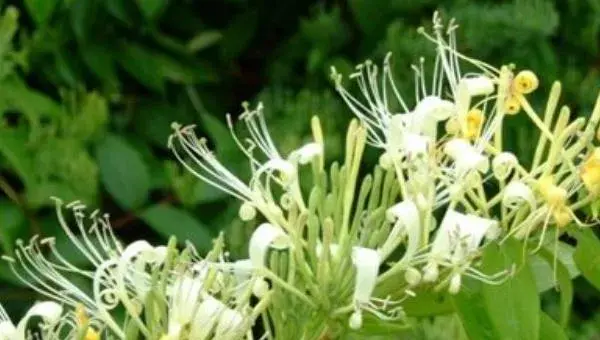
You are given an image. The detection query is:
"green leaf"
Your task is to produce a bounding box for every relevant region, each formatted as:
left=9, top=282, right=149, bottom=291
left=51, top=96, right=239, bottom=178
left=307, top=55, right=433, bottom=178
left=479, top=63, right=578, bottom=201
left=24, top=0, right=57, bottom=26
left=96, top=134, right=150, bottom=209
left=453, top=241, right=540, bottom=340
left=0, top=200, right=25, bottom=254
left=0, top=128, right=34, bottom=186
left=538, top=312, right=568, bottom=340
left=530, top=242, right=579, bottom=293
left=482, top=241, right=540, bottom=340
left=69, top=0, right=97, bottom=41
left=80, top=44, right=119, bottom=90
left=573, top=228, right=600, bottom=290
left=220, top=11, right=258, bottom=60
left=116, top=43, right=164, bottom=92
left=154, top=54, right=219, bottom=84
left=140, top=204, right=213, bottom=252
left=537, top=247, right=574, bottom=327
left=402, top=291, right=453, bottom=317
left=136, top=0, right=167, bottom=21
left=453, top=278, right=501, bottom=339
left=187, top=31, right=222, bottom=52
left=348, top=0, right=389, bottom=38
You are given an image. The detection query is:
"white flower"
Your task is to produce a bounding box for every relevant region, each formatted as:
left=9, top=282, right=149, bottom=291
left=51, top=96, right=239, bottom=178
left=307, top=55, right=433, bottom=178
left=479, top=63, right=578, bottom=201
left=4, top=200, right=125, bottom=338
left=425, top=210, right=501, bottom=290
left=0, top=301, right=63, bottom=340
left=430, top=210, right=498, bottom=262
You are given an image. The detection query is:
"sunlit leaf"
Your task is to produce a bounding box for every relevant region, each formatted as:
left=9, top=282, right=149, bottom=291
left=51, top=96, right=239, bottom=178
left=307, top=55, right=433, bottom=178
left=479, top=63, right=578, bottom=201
left=539, top=312, right=568, bottom=340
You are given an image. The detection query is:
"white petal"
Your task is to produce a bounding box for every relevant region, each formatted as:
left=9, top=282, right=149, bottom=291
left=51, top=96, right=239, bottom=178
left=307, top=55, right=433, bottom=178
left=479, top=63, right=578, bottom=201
left=402, top=134, right=431, bottom=159
left=215, top=308, right=245, bottom=338
left=0, top=321, right=16, bottom=340
left=458, top=76, right=494, bottom=97
left=351, top=247, right=380, bottom=304
left=415, top=96, right=455, bottom=120
left=189, top=295, right=226, bottom=340
left=444, top=139, right=471, bottom=160
left=249, top=223, right=290, bottom=268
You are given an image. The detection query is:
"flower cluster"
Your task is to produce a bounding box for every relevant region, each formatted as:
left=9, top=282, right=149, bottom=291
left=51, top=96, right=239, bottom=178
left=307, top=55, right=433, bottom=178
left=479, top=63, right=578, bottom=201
left=4, top=12, right=600, bottom=340
left=2, top=199, right=269, bottom=339
left=167, top=13, right=600, bottom=337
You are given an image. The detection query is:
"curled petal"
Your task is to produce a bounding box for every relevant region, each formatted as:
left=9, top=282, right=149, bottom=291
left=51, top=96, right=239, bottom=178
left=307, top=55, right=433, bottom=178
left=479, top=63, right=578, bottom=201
left=502, top=181, right=536, bottom=211
left=249, top=224, right=290, bottom=268
left=492, top=152, right=518, bottom=180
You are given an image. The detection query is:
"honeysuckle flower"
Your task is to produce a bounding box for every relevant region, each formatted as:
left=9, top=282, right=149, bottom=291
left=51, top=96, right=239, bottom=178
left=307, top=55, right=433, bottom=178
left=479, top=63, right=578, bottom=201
left=3, top=200, right=125, bottom=337
left=0, top=301, right=63, bottom=340
left=423, top=210, right=502, bottom=292
left=581, top=147, right=600, bottom=195
left=158, top=11, right=600, bottom=338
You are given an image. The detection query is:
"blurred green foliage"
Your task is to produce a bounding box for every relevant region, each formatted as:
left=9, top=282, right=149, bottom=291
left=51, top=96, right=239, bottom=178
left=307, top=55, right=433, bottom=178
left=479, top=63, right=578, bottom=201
left=1, top=0, right=600, bottom=336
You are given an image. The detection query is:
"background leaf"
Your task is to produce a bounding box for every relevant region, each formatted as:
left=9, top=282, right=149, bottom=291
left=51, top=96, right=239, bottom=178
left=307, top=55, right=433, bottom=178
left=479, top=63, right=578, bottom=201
left=96, top=134, right=150, bottom=209
left=140, top=204, right=214, bottom=252
left=573, top=228, right=600, bottom=290
left=24, top=0, right=57, bottom=26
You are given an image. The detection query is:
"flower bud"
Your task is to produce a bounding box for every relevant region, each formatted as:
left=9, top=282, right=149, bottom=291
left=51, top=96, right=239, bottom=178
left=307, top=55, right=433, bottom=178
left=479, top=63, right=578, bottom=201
left=238, top=202, right=257, bottom=221
left=349, top=311, right=363, bottom=330
left=505, top=95, right=521, bottom=115
left=448, top=274, right=462, bottom=295
left=404, top=267, right=422, bottom=287
left=513, top=70, right=539, bottom=94
left=422, top=262, right=439, bottom=282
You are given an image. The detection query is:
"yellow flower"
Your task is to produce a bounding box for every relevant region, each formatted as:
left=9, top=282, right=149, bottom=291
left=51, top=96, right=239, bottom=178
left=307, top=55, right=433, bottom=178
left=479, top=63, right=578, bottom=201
left=553, top=206, right=572, bottom=228
left=581, top=148, right=600, bottom=195
left=538, top=176, right=567, bottom=208
left=505, top=95, right=521, bottom=115
left=513, top=70, right=539, bottom=94
left=76, top=304, right=100, bottom=340
left=463, top=108, right=485, bottom=140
